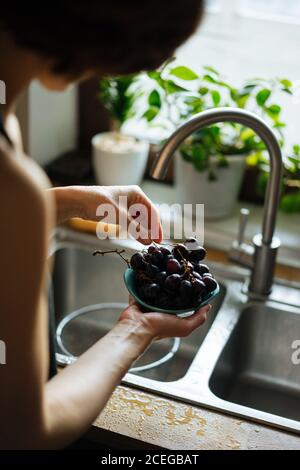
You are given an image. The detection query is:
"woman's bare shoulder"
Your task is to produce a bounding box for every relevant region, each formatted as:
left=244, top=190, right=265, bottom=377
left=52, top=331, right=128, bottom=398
left=0, top=140, right=55, bottom=224
left=0, top=143, right=55, bottom=322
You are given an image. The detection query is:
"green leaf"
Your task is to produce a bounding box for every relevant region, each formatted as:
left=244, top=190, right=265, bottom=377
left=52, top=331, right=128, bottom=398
left=199, top=87, right=209, bottom=96
left=143, top=106, right=160, bottom=122
left=237, top=94, right=250, bottom=108
left=147, top=71, right=160, bottom=80
left=282, top=88, right=293, bottom=95
left=241, top=84, right=257, bottom=92
left=148, top=89, right=161, bottom=108
left=230, top=88, right=239, bottom=102
left=280, top=78, right=292, bottom=88
left=256, top=171, right=269, bottom=197
left=203, top=66, right=220, bottom=76
left=191, top=144, right=209, bottom=171
left=147, top=71, right=165, bottom=88
left=293, top=144, right=300, bottom=156
left=211, top=90, right=221, bottom=106
left=203, top=74, right=218, bottom=84
left=288, top=156, right=300, bottom=166
left=217, top=155, right=229, bottom=168
left=180, top=146, right=193, bottom=162
left=170, top=66, right=199, bottom=81
left=256, top=88, right=271, bottom=106
left=280, top=192, right=300, bottom=213
left=164, top=80, right=187, bottom=94
left=267, top=104, right=281, bottom=115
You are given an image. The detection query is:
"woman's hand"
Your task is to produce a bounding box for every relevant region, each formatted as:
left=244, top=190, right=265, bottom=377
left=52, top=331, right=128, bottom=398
left=118, top=296, right=211, bottom=341
left=50, top=185, right=162, bottom=244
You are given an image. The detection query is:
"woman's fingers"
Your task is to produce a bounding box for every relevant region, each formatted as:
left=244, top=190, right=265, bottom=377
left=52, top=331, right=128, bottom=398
left=128, top=188, right=163, bottom=245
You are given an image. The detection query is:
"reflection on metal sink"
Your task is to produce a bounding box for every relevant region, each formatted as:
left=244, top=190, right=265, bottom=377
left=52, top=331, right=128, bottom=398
left=53, top=237, right=226, bottom=382
left=209, top=303, right=300, bottom=422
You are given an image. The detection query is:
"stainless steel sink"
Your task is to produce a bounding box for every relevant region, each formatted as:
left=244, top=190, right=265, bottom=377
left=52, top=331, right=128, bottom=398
left=52, top=230, right=226, bottom=382
left=53, top=227, right=300, bottom=433
left=210, top=303, right=300, bottom=422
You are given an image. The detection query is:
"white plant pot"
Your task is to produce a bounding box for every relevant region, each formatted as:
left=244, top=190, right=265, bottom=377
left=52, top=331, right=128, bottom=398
left=92, top=132, right=149, bottom=186
left=175, top=152, right=246, bottom=220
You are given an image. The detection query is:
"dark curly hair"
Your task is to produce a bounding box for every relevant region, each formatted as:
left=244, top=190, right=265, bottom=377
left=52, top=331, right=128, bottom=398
left=1, top=1, right=204, bottom=76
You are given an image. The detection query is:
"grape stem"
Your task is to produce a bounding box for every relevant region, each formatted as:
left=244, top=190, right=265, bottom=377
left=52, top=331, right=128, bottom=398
left=93, top=249, right=130, bottom=267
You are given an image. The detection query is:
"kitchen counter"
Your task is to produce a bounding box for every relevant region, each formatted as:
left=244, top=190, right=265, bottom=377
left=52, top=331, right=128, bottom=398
left=87, top=385, right=300, bottom=450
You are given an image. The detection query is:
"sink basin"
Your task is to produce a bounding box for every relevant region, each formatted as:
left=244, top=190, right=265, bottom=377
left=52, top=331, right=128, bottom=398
left=209, top=303, right=300, bottom=422
left=53, top=235, right=226, bottom=382
left=53, top=227, right=300, bottom=434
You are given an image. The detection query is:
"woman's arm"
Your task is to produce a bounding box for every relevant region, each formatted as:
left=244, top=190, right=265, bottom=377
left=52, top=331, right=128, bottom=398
left=0, top=155, right=209, bottom=449
left=48, top=185, right=163, bottom=244
left=44, top=301, right=209, bottom=448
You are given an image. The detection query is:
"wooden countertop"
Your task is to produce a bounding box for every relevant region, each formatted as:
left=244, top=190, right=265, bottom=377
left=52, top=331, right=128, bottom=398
left=66, top=219, right=300, bottom=449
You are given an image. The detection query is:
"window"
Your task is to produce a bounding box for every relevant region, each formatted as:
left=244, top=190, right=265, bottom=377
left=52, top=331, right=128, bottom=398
left=204, top=0, right=300, bottom=24
left=238, top=0, right=300, bottom=23
left=176, top=0, right=300, bottom=152
left=204, top=0, right=221, bottom=13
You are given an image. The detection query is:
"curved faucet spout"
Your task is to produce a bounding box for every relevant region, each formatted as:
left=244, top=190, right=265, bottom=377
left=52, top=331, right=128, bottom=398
left=151, top=107, right=283, bottom=296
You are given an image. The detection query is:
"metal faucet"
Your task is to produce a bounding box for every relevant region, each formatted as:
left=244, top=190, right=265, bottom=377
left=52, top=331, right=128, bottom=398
left=151, top=107, right=283, bottom=297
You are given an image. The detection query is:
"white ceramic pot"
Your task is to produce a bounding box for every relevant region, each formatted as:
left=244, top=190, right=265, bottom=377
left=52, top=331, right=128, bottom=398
left=175, top=152, right=246, bottom=219
left=92, top=132, right=149, bottom=186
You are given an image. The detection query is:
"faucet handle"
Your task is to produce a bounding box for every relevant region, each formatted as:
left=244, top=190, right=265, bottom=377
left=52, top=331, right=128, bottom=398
left=229, top=207, right=253, bottom=269
left=237, top=208, right=250, bottom=246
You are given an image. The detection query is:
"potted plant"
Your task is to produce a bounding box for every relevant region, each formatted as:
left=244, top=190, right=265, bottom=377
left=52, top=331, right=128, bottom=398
left=130, top=64, right=295, bottom=218
left=93, top=75, right=149, bottom=186
left=254, top=144, right=300, bottom=214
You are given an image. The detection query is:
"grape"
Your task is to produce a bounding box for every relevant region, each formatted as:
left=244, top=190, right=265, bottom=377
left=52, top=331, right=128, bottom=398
left=130, top=253, right=146, bottom=270
left=203, top=276, right=218, bottom=292
left=165, top=274, right=181, bottom=291
left=193, top=295, right=203, bottom=308
left=185, top=237, right=198, bottom=243
left=202, top=272, right=213, bottom=278
left=146, top=263, right=160, bottom=277
left=158, top=291, right=172, bottom=309
left=172, top=243, right=189, bottom=261
left=194, top=263, right=210, bottom=275
left=150, top=249, right=164, bottom=267
left=185, top=237, right=200, bottom=250
left=189, top=247, right=206, bottom=262
left=143, top=253, right=150, bottom=262
left=191, top=271, right=202, bottom=281
left=160, top=247, right=171, bottom=256
left=129, top=241, right=216, bottom=311
left=166, top=258, right=181, bottom=274
left=192, top=279, right=206, bottom=296
left=180, top=280, right=193, bottom=300
left=143, top=283, right=160, bottom=302
left=156, top=271, right=167, bottom=287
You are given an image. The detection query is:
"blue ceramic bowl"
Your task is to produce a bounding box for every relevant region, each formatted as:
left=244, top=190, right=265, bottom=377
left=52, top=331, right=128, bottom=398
left=124, top=268, right=220, bottom=316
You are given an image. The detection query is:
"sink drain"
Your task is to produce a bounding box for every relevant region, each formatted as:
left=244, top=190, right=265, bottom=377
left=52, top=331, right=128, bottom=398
left=56, top=302, right=180, bottom=373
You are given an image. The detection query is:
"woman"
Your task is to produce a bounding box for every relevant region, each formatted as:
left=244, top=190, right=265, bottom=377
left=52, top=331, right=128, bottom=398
left=0, top=1, right=208, bottom=449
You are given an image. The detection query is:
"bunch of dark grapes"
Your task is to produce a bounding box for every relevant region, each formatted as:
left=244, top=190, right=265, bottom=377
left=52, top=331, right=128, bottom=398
left=130, top=238, right=218, bottom=311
